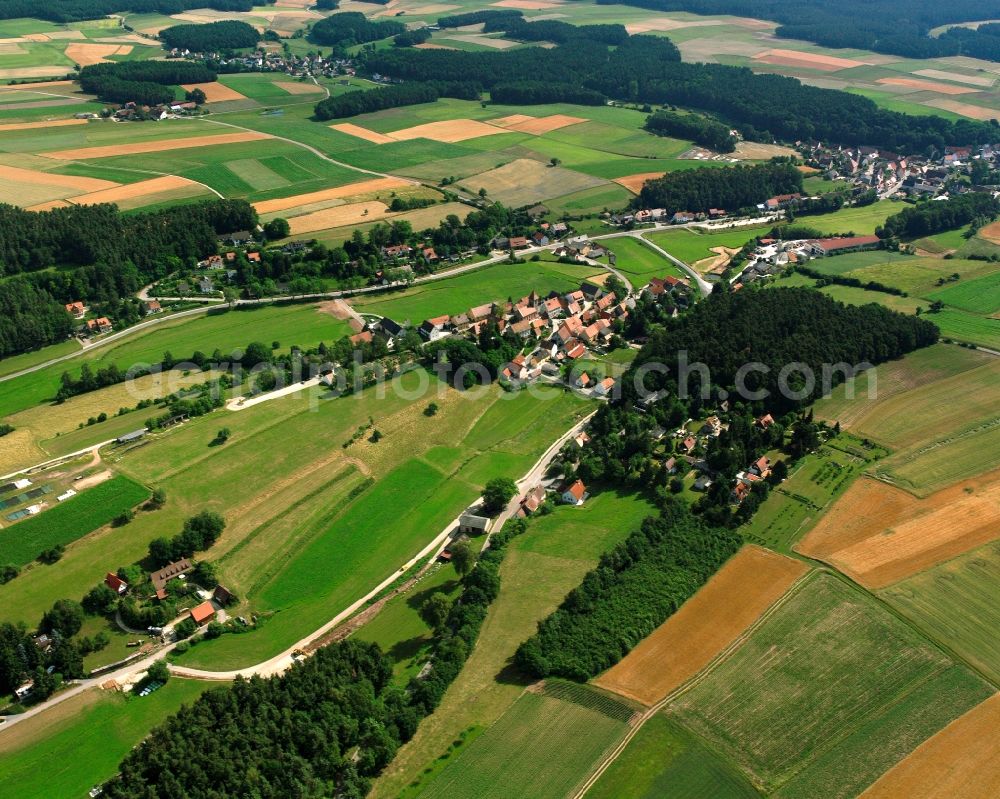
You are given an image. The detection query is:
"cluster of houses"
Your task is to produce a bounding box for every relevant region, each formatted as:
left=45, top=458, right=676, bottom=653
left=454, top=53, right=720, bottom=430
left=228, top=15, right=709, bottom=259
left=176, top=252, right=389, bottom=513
left=63, top=299, right=163, bottom=339
left=801, top=142, right=999, bottom=199
left=734, top=233, right=882, bottom=287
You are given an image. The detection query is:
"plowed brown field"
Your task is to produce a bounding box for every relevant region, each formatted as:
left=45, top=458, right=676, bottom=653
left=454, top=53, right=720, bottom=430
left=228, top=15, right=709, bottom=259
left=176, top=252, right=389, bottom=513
left=593, top=546, right=809, bottom=706
left=796, top=472, right=1000, bottom=588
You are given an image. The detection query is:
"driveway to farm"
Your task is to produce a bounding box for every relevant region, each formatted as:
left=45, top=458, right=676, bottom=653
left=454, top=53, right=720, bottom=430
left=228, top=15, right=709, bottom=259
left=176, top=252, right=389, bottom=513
left=168, top=410, right=598, bottom=681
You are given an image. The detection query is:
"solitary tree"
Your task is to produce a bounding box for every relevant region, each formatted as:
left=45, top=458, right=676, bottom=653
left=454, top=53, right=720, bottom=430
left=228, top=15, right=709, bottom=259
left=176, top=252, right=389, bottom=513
left=449, top=539, right=474, bottom=577
left=418, top=592, right=452, bottom=632
left=482, top=476, right=517, bottom=515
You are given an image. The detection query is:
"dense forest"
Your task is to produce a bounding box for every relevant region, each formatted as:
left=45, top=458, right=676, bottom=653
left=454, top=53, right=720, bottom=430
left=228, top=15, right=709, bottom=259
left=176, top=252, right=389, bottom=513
left=645, top=109, right=735, bottom=153
left=79, top=60, right=217, bottom=105
left=491, top=80, right=606, bottom=106
left=315, top=81, right=478, bottom=120
left=359, top=33, right=997, bottom=151
left=438, top=9, right=523, bottom=28
left=626, top=287, right=939, bottom=415
left=308, top=12, right=406, bottom=50
left=877, top=192, right=1000, bottom=239
left=0, top=200, right=255, bottom=357
left=0, top=0, right=269, bottom=23
left=484, top=18, right=631, bottom=45
left=637, top=162, right=802, bottom=213
left=595, top=0, right=1000, bottom=62
left=103, top=641, right=413, bottom=798
left=159, top=20, right=260, bottom=52
left=516, top=500, right=741, bottom=679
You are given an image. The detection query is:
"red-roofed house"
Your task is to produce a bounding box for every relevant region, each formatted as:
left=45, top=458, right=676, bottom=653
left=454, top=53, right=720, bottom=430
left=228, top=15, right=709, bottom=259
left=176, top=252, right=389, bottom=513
left=561, top=479, right=588, bottom=506
left=105, top=572, right=128, bottom=595
left=189, top=601, right=216, bottom=626
left=810, top=236, right=881, bottom=256
left=65, top=301, right=87, bottom=319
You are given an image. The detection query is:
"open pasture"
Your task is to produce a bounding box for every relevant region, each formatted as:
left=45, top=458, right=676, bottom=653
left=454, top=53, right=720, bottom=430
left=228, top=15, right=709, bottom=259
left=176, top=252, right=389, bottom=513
left=0, top=680, right=217, bottom=799
left=882, top=540, right=1000, bottom=682
left=665, top=572, right=993, bottom=797
left=860, top=693, right=1000, bottom=799
left=604, top=235, right=689, bottom=284
left=798, top=200, right=900, bottom=235
left=457, top=157, right=608, bottom=207
left=594, top=546, right=808, bottom=706
left=419, top=681, right=635, bottom=799
left=585, top=714, right=761, bottom=799
left=649, top=225, right=768, bottom=266
left=348, top=258, right=596, bottom=323
left=40, top=130, right=272, bottom=160
left=835, top=256, right=997, bottom=297
left=161, top=380, right=590, bottom=670
left=926, top=268, right=1000, bottom=314
left=796, top=470, right=1000, bottom=588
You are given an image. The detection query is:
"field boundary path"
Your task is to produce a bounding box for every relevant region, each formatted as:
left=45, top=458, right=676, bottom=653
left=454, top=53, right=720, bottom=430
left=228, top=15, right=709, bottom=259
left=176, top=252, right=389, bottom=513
left=570, top=568, right=816, bottom=799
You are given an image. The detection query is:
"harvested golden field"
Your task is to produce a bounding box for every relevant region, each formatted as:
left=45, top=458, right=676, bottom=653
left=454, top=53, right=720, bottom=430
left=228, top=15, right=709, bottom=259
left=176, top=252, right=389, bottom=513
left=877, top=77, right=979, bottom=95
left=755, top=48, right=867, bottom=71
left=66, top=175, right=207, bottom=209
left=625, top=18, right=726, bottom=34
left=922, top=99, right=999, bottom=120
left=41, top=131, right=272, bottom=160
left=181, top=82, right=248, bottom=102
left=329, top=122, right=396, bottom=144
left=387, top=119, right=513, bottom=143
left=492, top=113, right=587, bottom=135
left=913, top=68, right=995, bottom=87
left=796, top=472, right=1000, bottom=589
left=252, top=176, right=412, bottom=214
left=64, top=43, right=132, bottom=66
left=25, top=200, right=72, bottom=211
left=613, top=172, right=663, bottom=194
left=0, top=163, right=116, bottom=191
left=287, top=201, right=389, bottom=234
left=860, top=693, right=1000, bottom=799
left=594, top=546, right=809, bottom=706
left=273, top=81, right=323, bottom=95
left=0, top=118, right=88, bottom=133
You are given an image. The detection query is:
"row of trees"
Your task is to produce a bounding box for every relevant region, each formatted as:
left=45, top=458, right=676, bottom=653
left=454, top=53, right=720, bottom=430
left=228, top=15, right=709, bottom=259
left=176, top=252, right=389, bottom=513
left=148, top=510, right=225, bottom=568
left=877, top=193, right=1000, bottom=239
left=645, top=109, right=735, bottom=153
left=637, top=161, right=803, bottom=214
left=0, top=0, right=266, bottom=23
left=361, top=32, right=998, bottom=151
left=78, top=60, right=217, bottom=105
left=516, top=500, right=741, bottom=679
left=159, top=20, right=259, bottom=52
left=314, top=80, right=478, bottom=120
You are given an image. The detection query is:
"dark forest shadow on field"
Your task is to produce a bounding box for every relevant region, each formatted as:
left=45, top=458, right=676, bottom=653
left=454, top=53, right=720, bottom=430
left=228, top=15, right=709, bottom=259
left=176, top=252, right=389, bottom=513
left=494, top=660, right=535, bottom=688
left=406, top=578, right=460, bottom=611
left=387, top=635, right=429, bottom=663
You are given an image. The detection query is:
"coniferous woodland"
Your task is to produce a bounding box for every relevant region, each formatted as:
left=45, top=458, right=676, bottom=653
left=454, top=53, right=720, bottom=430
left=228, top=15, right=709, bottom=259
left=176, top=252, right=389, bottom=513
left=0, top=200, right=255, bottom=358
left=596, top=0, right=1000, bottom=63
left=516, top=501, right=741, bottom=680
left=315, top=81, right=479, bottom=120
left=877, top=193, right=1000, bottom=239
left=357, top=34, right=998, bottom=151
left=159, top=20, right=260, bottom=52
left=79, top=61, right=217, bottom=105
left=483, top=18, right=631, bottom=45
left=0, top=0, right=270, bottom=23
left=645, top=109, right=736, bottom=153
left=437, top=9, right=523, bottom=28
left=637, top=162, right=802, bottom=214
left=308, top=12, right=406, bottom=50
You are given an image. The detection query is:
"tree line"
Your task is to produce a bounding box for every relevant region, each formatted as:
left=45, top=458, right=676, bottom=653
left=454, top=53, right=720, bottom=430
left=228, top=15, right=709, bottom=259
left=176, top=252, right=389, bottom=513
left=637, top=161, right=803, bottom=213
left=877, top=193, right=1000, bottom=239
left=79, top=60, right=217, bottom=105
left=308, top=12, right=406, bottom=50
left=516, top=500, right=741, bottom=679
left=483, top=18, right=631, bottom=46
left=437, top=9, right=522, bottom=28
left=0, top=0, right=268, bottom=23
left=359, top=31, right=997, bottom=151
left=315, top=80, right=479, bottom=120
left=159, top=20, right=259, bottom=52
left=645, top=109, right=735, bottom=153
left=491, top=80, right=606, bottom=106
left=593, top=0, right=1000, bottom=63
